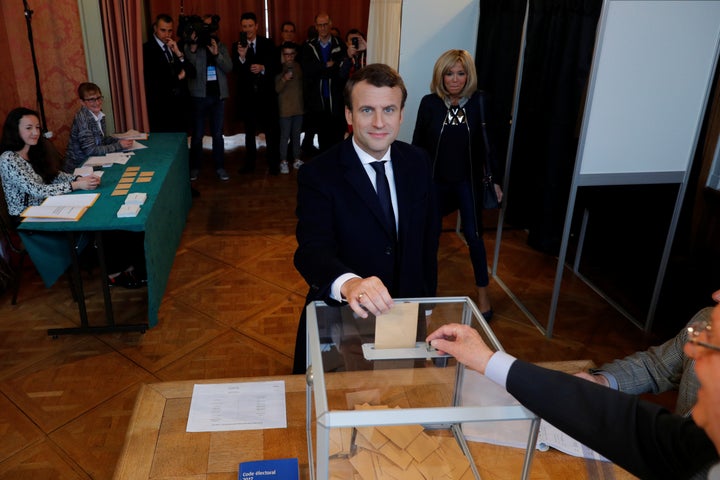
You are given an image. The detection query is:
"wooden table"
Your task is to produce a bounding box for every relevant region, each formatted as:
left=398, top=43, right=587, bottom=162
left=113, top=361, right=637, bottom=480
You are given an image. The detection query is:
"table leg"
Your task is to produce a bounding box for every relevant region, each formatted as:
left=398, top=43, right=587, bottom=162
left=94, top=231, right=115, bottom=326
left=48, top=232, right=147, bottom=337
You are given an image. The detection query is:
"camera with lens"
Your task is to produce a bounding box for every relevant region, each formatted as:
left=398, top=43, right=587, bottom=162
left=179, top=14, right=220, bottom=48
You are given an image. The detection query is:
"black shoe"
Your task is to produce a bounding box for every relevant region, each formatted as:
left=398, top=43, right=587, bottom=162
left=108, top=271, right=142, bottom=289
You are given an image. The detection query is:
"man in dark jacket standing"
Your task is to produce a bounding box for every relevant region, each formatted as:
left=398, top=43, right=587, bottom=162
left=143, top=14, right=193, bottom=133
left=293, top=64, right=439, bottom=373
left=233, top=12, right=280, bottom=174
left=300, top=12, right=349, bottom=153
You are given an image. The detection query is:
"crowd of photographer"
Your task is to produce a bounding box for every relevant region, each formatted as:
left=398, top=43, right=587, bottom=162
left=142, top=11, right=367, bottom=180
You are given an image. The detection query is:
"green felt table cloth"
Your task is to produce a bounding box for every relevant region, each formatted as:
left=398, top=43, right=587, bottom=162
left=18, top=133, right=191, bottom=328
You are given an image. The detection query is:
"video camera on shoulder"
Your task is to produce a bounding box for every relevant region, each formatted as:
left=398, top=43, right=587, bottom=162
left=179, top=14, right=220, bottom=48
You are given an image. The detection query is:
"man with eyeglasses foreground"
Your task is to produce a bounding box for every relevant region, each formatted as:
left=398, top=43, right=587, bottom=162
left=427, top=307, right=720, bottom=479
left=64, top=82, right=133, bottom=172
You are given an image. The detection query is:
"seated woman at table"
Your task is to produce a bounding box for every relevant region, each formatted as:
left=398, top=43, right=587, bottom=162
left=0, top=107, right=100, bottom=224
left=0, top=107, right=145, bottom=289
left=64, top=82, right=134, bottom=172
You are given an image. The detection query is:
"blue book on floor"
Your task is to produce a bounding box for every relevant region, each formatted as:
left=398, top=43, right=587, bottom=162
left=239, top=458, right=299, bottom=480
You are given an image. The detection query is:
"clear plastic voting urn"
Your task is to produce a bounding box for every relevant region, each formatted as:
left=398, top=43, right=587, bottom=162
left=303, top=297, right=540, bottom=480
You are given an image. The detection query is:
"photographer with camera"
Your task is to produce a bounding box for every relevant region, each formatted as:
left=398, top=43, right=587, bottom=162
left=345, top=29, right=367, bottom=76
left=183, top=14, right=232, bottom=182
left=233, top=12, right=280, bottom=175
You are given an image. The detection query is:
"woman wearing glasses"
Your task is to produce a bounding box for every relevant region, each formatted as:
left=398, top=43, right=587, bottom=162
left=64, top=82, right=134, bottom=172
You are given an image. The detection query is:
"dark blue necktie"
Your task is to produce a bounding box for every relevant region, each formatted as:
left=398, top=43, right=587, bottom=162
left=163, top=44, right=173, bottom=63
left=370, top=161, right=396, bottom=235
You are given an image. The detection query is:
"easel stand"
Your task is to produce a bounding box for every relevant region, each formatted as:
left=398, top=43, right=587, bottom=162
left=493, top=0, right=720, bottom=338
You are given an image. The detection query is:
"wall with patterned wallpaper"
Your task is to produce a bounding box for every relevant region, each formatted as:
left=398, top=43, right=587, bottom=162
left=0, top=0, right=88, bottom=155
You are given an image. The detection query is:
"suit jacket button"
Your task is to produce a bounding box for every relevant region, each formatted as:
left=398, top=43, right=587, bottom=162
left=385, top=247, right=392, bottom=255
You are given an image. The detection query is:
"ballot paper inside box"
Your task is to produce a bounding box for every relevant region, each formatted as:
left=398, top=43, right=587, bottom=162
left=304, top=297, right=541, bottom=480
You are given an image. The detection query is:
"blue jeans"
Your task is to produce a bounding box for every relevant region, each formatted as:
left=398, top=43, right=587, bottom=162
left=436, top=180, right=489, bottom=287
left=190, top=96, right=225, bottom=170
left=279, top=115, right=303, bottom=161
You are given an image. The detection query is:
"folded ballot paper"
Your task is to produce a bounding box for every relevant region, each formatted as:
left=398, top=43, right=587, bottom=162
left=460, top=369, right=609, bottom=461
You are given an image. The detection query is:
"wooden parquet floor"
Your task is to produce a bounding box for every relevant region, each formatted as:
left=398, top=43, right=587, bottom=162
left=0, top=149, right=670, bottom=479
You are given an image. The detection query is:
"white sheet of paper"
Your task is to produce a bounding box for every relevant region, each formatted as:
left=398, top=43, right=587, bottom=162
left=82, top=156, right=114, bottom=167
left=186, top=381, right=287, bottom=432
left=20, top=205, right=86, bottom=220
left=126, top=140, right=147, bottom=150
left=42, top=193, right=99, bottom=208
left=83, top=152, right=136, bottom=167
left=112, top=129, right=148, bottom=140
left=73, top=166, right=93, bottom=177
left=72, top=167, right=104, bottom=178
left=459, top=369, right=608, bottom=461
left=374, top=302, right=418, bottom=349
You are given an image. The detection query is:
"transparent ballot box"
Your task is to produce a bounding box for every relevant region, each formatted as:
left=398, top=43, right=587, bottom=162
left=304, top=297, right=540, bottom=480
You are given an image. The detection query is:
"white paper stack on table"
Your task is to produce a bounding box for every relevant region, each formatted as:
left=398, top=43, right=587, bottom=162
left=21, top=193, right=99, bottom=222
left=117, top=192, right=146, bottom=218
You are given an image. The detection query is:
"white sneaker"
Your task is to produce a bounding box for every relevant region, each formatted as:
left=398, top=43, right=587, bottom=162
left=293, top=159, right=304, bottom=169
left=280, top=161, right=290, bottom=174
left=216, top=168, right=230, bottom=181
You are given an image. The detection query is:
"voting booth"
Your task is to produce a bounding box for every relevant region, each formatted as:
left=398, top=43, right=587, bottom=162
left=303, top=297, right=540, bottom=479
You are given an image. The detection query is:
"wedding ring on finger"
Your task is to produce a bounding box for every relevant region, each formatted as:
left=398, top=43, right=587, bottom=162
left=357, top=292, right=366, bottom=302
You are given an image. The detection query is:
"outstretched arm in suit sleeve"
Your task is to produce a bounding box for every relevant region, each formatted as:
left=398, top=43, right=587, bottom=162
left=427, top=323, right=718, bottom=480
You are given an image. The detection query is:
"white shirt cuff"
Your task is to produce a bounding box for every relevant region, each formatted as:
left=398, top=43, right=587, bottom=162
left=330, top=273, right=361, bottom=302
left=485, top=351, right=517, bottom=389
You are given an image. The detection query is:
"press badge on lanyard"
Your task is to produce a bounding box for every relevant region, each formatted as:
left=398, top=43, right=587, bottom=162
left=207, top=65, right=217, bottom=82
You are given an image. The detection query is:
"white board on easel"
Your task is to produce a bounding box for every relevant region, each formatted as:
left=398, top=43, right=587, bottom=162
left=578, top=1, right=720, bottom=182
left=546, top=0, right=720, bottom=337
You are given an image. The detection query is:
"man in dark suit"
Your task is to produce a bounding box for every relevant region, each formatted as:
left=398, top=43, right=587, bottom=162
left=232, top=11, right=280, bottom=174
left=143, top=14, right=193, bottom=133
left=293, top=64, right=439, bottom=374
left=427, top=319, right=720, bottom=479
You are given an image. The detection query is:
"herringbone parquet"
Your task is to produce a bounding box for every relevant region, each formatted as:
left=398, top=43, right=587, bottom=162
left=0, top=146, right=670, bottom=479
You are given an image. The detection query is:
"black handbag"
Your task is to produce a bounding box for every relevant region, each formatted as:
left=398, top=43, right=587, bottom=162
left=482, top=171, right=500, bottom=210
left=478, top=93, right=500, bottom=209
